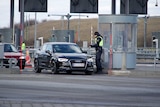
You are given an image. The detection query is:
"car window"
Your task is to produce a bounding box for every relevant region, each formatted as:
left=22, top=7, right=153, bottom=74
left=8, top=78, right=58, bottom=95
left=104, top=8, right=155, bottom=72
left=46, top=44, right=52, bottom=52
left=41, top=44, right=47, bottom=51
left=52, top=44, right=82, bottom=53
left=4, top=44, right=18, bottom=52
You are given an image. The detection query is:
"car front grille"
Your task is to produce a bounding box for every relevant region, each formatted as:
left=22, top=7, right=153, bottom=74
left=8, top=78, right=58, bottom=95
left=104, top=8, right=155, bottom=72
left=69, top=59, right=87, bottom=69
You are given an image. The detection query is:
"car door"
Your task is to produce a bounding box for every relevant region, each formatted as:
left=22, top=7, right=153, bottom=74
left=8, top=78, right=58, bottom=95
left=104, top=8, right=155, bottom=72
left=44, top=44, right=53, bottom=67
left=37, top=44, right=49, bottom=67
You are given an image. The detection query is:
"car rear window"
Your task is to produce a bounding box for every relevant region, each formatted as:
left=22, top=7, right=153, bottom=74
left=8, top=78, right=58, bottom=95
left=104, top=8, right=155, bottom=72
left=4, top=44, right=18, bottom=52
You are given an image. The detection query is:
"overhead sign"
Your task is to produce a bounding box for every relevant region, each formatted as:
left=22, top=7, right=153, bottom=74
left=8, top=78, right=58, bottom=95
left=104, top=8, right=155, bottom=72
left=120, top=0, right=148, bottom=14
left=70, top=0, right=98, bottom=13
left=19, top=0, right=47, bottom=12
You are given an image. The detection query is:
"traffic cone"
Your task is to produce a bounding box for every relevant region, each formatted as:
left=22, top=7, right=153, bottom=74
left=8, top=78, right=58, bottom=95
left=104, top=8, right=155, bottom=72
left=25, top=49, right=32, bottom=68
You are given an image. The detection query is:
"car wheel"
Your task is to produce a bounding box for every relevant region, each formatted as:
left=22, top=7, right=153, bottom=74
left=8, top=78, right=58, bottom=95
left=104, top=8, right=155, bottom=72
left=85, top=71, right=93, bottom=75
left=66, top=71, right=72, bottom=74
left=51, top=61, right=58, bottom=74
left=34, top=59, right=42, bottom=73
left=5, top=66, right=9, bottom=68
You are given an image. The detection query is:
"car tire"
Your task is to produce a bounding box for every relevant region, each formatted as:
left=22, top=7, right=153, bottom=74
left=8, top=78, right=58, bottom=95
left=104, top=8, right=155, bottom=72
left=85, top=71, right=93, bottom=75
left=66, top=71, right=72, bottom=74
left=5, top=66, right=9, bottom=68
left=51, top=61, right=58, bottom=74
left=34, top=59, right=42, bottom=73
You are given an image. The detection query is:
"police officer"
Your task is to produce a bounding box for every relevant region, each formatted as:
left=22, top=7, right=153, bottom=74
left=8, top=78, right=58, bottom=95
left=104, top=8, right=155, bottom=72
left=90, top=32, right=103, bottom=73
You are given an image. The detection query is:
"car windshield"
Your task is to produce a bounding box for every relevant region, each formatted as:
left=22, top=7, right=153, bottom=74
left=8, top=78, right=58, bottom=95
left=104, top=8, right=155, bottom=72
left=52, top=44, right=82, bottom=53
left=4, top=44, right=18, bottom=52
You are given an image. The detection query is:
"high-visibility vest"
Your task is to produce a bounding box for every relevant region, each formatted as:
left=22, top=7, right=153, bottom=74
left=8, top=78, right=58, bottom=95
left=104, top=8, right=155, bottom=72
left=21, top=43, right=26, bottom=50
left=95, top=36, right=103, bottom=47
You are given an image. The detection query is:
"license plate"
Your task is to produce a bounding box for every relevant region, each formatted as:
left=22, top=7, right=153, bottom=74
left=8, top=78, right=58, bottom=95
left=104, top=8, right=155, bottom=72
left=72, top=63, right=85, bottom=67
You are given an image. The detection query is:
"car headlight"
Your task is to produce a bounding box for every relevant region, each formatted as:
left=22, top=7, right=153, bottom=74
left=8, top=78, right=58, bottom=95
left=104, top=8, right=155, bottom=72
left=87, top=58, right=94, bottom=62
left=58, top=58, right=68, bottom=62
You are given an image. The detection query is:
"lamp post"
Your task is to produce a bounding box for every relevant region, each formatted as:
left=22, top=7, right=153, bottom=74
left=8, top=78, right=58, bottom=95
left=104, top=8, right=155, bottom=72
left=155, top=0, right=158, bottom=6
left=34, top=12, right=37, bottom=48
left=65, top=14, right=72, bottom=42
left=143, top=15, right=149, bottom=48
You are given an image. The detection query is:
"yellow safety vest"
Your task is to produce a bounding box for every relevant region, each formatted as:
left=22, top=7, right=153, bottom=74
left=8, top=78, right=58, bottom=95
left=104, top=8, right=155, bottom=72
left=95, top=36, right=103, bottom=47
left=21, top=43, right=26, bottom=50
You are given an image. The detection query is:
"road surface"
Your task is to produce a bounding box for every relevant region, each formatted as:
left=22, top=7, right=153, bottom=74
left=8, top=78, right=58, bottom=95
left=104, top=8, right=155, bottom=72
left=0, top=73, right=160, bottom=107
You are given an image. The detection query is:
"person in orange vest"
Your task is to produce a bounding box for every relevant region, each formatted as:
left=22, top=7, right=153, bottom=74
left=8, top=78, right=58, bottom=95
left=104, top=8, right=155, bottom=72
left=25, top=49, right=31, bottom=65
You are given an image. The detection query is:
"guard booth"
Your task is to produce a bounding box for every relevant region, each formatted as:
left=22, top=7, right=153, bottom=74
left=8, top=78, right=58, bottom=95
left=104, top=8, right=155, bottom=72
left=0, top=44, right=4, bottom=67
left=0, top=28, right=13, bottom=43
left=99, top=15, right=137, bottom=69
left=50, top=30, right=74, bottom=43
left=152, top=32, right=160, bottom=48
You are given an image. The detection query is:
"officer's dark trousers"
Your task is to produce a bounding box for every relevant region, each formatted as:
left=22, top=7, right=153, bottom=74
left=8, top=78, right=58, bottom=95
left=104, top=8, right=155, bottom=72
left=96, top=50, right=102, bottom=73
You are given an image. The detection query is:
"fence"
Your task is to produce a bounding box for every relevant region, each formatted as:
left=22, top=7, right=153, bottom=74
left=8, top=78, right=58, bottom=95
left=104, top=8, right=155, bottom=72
left=136, top=47, right=160, bottom=59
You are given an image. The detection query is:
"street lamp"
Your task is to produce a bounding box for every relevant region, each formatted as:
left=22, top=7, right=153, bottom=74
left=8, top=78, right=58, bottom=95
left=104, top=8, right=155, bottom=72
left=65, top=14, right=72, bottom=42
left=155, top=0, right=158, bottom=6
left=143, top=15, right=149, bottom=48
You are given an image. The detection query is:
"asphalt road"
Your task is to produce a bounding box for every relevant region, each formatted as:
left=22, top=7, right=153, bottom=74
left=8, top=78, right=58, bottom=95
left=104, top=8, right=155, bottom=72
left=0, top=72, right=160, bottom=107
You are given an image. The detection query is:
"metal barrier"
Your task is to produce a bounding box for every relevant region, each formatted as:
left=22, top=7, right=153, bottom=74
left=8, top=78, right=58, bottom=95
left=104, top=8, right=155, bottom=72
left=154, top=57, right=160, bottom=69
left=136, top=47, right=160, bottom=59
left=82, top=47, right=160, bottom=59
left=26, top=47, right=160, bottom=60
left=136, top=47, right=160, bottom=69
left=0, top=58, right=17, bottom=68
left=17, top=46, right=36, bottom=59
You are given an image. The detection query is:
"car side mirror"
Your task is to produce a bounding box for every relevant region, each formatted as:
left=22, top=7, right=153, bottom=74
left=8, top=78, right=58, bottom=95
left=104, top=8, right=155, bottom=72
left=80, top=47, right=87, bottom=54
left=45, top=50, right=52, bottom=56
left=82, top=50, right=87, bottom=54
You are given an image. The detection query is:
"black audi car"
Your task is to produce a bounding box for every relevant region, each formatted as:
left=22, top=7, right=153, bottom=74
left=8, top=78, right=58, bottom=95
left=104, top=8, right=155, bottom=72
left=34, top=42, right=94, bottom=75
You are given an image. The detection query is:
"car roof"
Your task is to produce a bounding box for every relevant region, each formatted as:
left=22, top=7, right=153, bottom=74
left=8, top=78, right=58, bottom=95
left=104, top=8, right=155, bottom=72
left=44, top=42, right=77, bottom=45
left=0, top=43, right=14, bottom=45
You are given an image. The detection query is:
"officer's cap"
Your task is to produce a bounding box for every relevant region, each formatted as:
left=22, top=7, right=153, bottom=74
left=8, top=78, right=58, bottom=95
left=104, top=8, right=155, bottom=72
left=95, top=32, right=101, bottom=37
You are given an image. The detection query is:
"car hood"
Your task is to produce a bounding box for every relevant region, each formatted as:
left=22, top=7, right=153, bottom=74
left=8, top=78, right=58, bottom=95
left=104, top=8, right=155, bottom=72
left=54, top=53, right=88, bottom=60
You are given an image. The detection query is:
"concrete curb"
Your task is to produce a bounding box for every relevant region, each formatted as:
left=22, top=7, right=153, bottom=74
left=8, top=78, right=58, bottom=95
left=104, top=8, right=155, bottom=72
left=129, top=70, right=160, bottom=77
left=111, top=70, right=131, bottom=76
left=102, top=67, right=160, bottom=77
left=106, top=69, right=160, bottom=77
left=0, top=68, right=20, bottom=74
left=0, top=68, right=160, bottom=77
